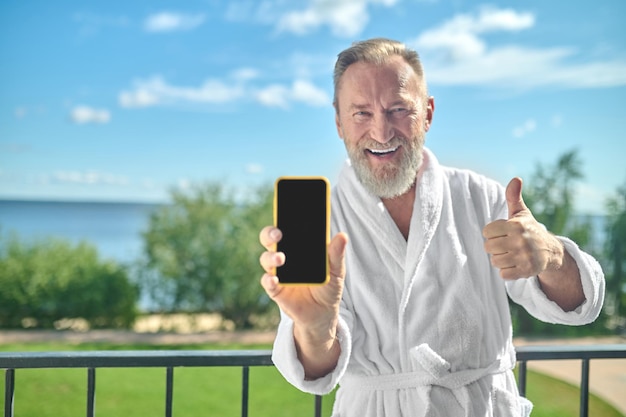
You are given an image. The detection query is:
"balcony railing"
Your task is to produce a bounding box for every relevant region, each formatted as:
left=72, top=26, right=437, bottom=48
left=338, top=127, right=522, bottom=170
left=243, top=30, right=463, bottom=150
left=2, top=344, right=625, bottom=417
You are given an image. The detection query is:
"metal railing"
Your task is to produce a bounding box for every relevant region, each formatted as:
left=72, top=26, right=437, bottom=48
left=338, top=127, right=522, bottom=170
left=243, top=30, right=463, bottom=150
left=1, top=344, right=625, bottom=417
left=516, top=344, right=626, bottom=417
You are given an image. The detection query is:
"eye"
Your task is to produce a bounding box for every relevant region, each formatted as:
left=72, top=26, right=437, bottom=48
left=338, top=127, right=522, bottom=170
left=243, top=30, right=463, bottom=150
left=353, top=111, right=372, bottom=121
left=389, top=107, right=410, bottom=119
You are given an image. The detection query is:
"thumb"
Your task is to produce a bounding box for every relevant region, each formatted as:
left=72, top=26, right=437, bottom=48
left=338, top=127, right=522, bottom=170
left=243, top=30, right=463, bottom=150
left=506, top=177, right=528, bottom=218
left=328, top=232, right=349, bottom=279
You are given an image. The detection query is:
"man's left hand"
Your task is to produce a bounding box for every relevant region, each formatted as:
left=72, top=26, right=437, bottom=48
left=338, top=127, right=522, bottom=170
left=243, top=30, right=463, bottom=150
left=483, top=177, right=564, bottom=280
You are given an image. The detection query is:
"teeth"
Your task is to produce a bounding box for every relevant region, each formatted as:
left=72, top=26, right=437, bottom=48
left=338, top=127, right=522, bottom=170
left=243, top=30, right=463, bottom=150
left=369, top=147, right=398, bottom=155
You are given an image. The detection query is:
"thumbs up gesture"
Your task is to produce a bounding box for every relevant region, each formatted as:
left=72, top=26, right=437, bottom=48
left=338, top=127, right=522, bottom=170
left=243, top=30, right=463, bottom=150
left=483, top=177, right=562, bottom=280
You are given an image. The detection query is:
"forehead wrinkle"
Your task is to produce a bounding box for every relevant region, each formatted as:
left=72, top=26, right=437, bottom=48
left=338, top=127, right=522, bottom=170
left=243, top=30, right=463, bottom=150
left=337, top=58, right=423, bottom=114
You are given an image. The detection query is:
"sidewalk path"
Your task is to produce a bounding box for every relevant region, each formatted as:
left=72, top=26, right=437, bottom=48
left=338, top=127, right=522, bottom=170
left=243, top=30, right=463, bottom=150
left=515, top=336, right=626, bottom=416
left=2, top=331, right=625, bottom=414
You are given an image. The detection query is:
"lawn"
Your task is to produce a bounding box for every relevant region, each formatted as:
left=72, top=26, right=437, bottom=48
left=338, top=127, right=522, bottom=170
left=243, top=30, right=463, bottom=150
left=1, top=341, right=623, bottom=417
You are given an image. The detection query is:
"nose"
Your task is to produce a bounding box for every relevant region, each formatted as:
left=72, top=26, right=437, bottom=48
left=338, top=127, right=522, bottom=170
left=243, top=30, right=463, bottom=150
left=371, top=113, right=394, bottom=144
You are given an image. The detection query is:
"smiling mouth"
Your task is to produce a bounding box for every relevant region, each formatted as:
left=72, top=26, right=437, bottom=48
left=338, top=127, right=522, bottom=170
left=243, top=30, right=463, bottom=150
left=367, top=146, right=399, bottom=156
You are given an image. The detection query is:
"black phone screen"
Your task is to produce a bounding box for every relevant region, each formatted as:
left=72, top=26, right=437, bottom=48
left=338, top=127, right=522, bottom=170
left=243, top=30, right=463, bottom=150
left=275, top=177, right=329, bottom=285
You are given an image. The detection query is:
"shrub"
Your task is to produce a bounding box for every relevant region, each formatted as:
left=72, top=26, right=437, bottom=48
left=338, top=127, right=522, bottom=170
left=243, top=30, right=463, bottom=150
left=0, top=234, right=138, bottom=329
left=140, top=182, right=275, bottom=328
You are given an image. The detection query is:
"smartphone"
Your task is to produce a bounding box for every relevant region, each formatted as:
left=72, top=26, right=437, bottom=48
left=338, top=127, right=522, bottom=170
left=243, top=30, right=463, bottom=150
left=274, top=177, right=330, bottom=285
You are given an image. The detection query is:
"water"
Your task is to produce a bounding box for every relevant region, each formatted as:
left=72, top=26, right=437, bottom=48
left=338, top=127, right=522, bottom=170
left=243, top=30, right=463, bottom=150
left=0, top=200, right=161, bottom=264
left=0, top=200, right=609, bottom=264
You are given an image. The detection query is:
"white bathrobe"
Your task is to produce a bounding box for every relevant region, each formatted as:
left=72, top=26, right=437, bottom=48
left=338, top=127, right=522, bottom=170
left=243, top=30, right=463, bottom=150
left=271, top=149, right=605, bottom=417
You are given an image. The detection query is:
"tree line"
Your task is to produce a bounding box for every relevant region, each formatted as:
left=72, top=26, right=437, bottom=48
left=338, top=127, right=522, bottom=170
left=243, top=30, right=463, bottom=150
left=1, top=149, right=624, bottom=336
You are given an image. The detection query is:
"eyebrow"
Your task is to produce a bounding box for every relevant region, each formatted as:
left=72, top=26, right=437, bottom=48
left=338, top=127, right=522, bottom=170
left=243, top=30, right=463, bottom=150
left=348, top=103, right=370, bottom=111
left=348, top=100, right=412, bottom=112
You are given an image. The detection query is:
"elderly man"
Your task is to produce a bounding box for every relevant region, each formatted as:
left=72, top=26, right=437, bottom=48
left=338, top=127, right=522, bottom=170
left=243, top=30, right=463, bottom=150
left=259, top=38, right=604, bottom=416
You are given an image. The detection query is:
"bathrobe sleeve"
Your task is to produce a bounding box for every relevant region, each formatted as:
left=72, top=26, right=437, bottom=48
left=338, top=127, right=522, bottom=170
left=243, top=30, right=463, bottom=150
left=505, top=236, right=605, bottom=325
left=486, top=182, right=606, bottom=325
left=270, top=303, right=354, bottom=396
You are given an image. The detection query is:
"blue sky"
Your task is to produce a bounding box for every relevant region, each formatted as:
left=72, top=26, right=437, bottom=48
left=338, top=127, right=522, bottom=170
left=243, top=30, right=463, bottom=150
left=1, top=0, right=625, bottom=214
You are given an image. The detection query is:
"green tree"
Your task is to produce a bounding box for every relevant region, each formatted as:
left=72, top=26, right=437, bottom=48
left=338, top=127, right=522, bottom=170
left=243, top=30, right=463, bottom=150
left=523, top=149, right=592, bottom=245
left=140, top=182, right=274, bottom=328
left=511, top=150, right=602, bottom=336
left=604, top=179, right=626, bottom=327
left=0, top=235, right=138, bottom=329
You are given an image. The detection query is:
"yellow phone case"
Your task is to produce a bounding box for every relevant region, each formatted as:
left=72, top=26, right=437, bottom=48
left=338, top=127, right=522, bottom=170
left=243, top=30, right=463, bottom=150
left=273, top=176, right=330, bottom=285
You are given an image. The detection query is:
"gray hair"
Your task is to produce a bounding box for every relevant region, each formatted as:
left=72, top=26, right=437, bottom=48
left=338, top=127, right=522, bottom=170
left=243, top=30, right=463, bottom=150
left=333, top=38, right=428, bottom=107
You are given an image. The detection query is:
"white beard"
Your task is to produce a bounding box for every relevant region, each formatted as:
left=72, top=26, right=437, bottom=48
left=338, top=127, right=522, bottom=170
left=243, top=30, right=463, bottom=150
left=346, top=136, right=424, bottom=199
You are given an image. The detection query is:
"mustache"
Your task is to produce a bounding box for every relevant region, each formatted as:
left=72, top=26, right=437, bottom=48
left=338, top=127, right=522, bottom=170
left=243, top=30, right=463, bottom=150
left=362, top=137, right=406, bottom=150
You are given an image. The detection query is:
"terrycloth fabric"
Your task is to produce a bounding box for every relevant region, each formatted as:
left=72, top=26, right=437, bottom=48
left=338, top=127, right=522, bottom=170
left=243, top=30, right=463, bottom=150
left=271, top=149, right=605, bottom=417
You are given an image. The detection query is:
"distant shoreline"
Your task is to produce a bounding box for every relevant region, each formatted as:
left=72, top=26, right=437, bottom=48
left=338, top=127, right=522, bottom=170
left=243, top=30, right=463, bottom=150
left=0, top=198, right=167, bottom=206
left=0, top=198, right=608, bottom=217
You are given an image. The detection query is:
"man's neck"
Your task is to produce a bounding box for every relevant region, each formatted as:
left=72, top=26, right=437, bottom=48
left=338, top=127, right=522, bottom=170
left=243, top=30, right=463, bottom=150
left=382, top=184, right=416, bottom=241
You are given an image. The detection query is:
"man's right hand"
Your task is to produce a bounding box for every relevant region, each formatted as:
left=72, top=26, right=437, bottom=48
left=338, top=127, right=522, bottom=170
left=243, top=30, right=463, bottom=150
left=259, top=226, right=349, bottom=379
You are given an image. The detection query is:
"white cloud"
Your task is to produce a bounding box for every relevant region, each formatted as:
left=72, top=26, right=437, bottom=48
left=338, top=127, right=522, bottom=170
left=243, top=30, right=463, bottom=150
left=256, top=84, right=291, bottom=108
left=291, top=80, right=330, bottom=106
left=70, top=106, right=111, bottom=124
left=177, top=178, right=192, bottom=190
left=119, top=89, right=160, bottom=108
left=120, top=74, right=330, bottom=110
left=144, top=12, right=205, bottom=33
left=231, top=67, right=260, bottom=82
left=231, top=0, right=397, bottom=37
left=286, top=52, right=336, bottom=79
left=551, top=114, right=563, bottom=128
left=278, top=0, right=369, bottom=37
left=14, top=107, right=27, bottom=119
left=14, top=105, right=46, bottom=119
left=52, top=170, right=129, bottom=186
left=141, top=178, right=158, bottom=190
left=255, top=79, right=330, bottom=108
left=512, top=119, right=537, bottom=138
left=246, top=163, right=264, bottom=175
left=410, top=6, right=626, bottom=90
left=119, top=76, right=245, bottom=108
left=414, top=6, right=534, bottom=61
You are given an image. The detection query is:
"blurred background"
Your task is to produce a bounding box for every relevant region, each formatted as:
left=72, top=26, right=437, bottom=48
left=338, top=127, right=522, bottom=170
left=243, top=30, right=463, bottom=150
left=0, top=0, right=625, bottom=332
left=1, top=3, right=625, bottom=414
left=2, top=0, right=625, bottom=208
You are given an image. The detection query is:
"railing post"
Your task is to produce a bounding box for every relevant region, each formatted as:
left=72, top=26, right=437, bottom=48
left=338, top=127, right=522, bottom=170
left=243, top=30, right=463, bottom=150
left=579, top=359, right=590, bottom=417
left=4, top=369, right=15, bottom=417
left=165, top=367, right=174, bottom=417
left=87, top=368, right=96, bottom=417
left=242, top=366, right=250, bottom=417
left=517, top=360, right=527, bottom=397
left=314, top=395, right=323, bottom=417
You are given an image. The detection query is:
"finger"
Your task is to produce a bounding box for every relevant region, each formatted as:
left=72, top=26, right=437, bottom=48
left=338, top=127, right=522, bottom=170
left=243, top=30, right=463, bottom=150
left=489, top=252, right=514, bottom=269
left=489, top=253, right=522, bottom=280
left=505, top=177, right=528, bottom=218
left=499, top=266, right=520, bottom=280
left=259, top=250, right=285, bottom=272
left=260, top=273, right=282, bottom=299
left=483, top=235, right=514, bottom=255
left=328, top=232, right=349, bottom=279
left=482, top=219, right=508, bottom=240
left=259, top=226, right=282, bottom=249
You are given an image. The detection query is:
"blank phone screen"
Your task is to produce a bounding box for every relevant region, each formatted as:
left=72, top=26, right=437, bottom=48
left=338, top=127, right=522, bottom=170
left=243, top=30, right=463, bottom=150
left=275, top=178, right=329, bottom=284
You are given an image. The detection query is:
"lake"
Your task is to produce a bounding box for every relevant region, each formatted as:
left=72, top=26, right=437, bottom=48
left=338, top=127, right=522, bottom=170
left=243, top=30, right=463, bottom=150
left=0, top=199, right=161, bottom=264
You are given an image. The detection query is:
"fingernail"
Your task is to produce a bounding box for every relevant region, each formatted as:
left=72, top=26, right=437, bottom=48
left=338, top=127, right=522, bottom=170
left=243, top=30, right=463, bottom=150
left=275, top=253, right=285, bottom=264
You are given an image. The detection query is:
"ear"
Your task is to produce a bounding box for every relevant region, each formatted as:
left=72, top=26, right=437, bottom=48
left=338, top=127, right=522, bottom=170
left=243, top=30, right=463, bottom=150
left=424, top=96, right=435, bottom=132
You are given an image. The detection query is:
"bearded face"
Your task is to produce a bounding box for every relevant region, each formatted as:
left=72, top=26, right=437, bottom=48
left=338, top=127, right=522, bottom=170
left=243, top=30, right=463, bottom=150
left=344, top=132, right=424, bottom=199
left=335, top=57, right=433, bottom=199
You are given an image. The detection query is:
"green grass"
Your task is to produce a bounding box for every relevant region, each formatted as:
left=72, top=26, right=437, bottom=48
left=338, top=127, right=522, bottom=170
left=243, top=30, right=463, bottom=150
left=1, top=342, right=336, bottom=417
left=522, top=369, right=624, bottom=417
left=1, top=341, right=622, bottom=417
